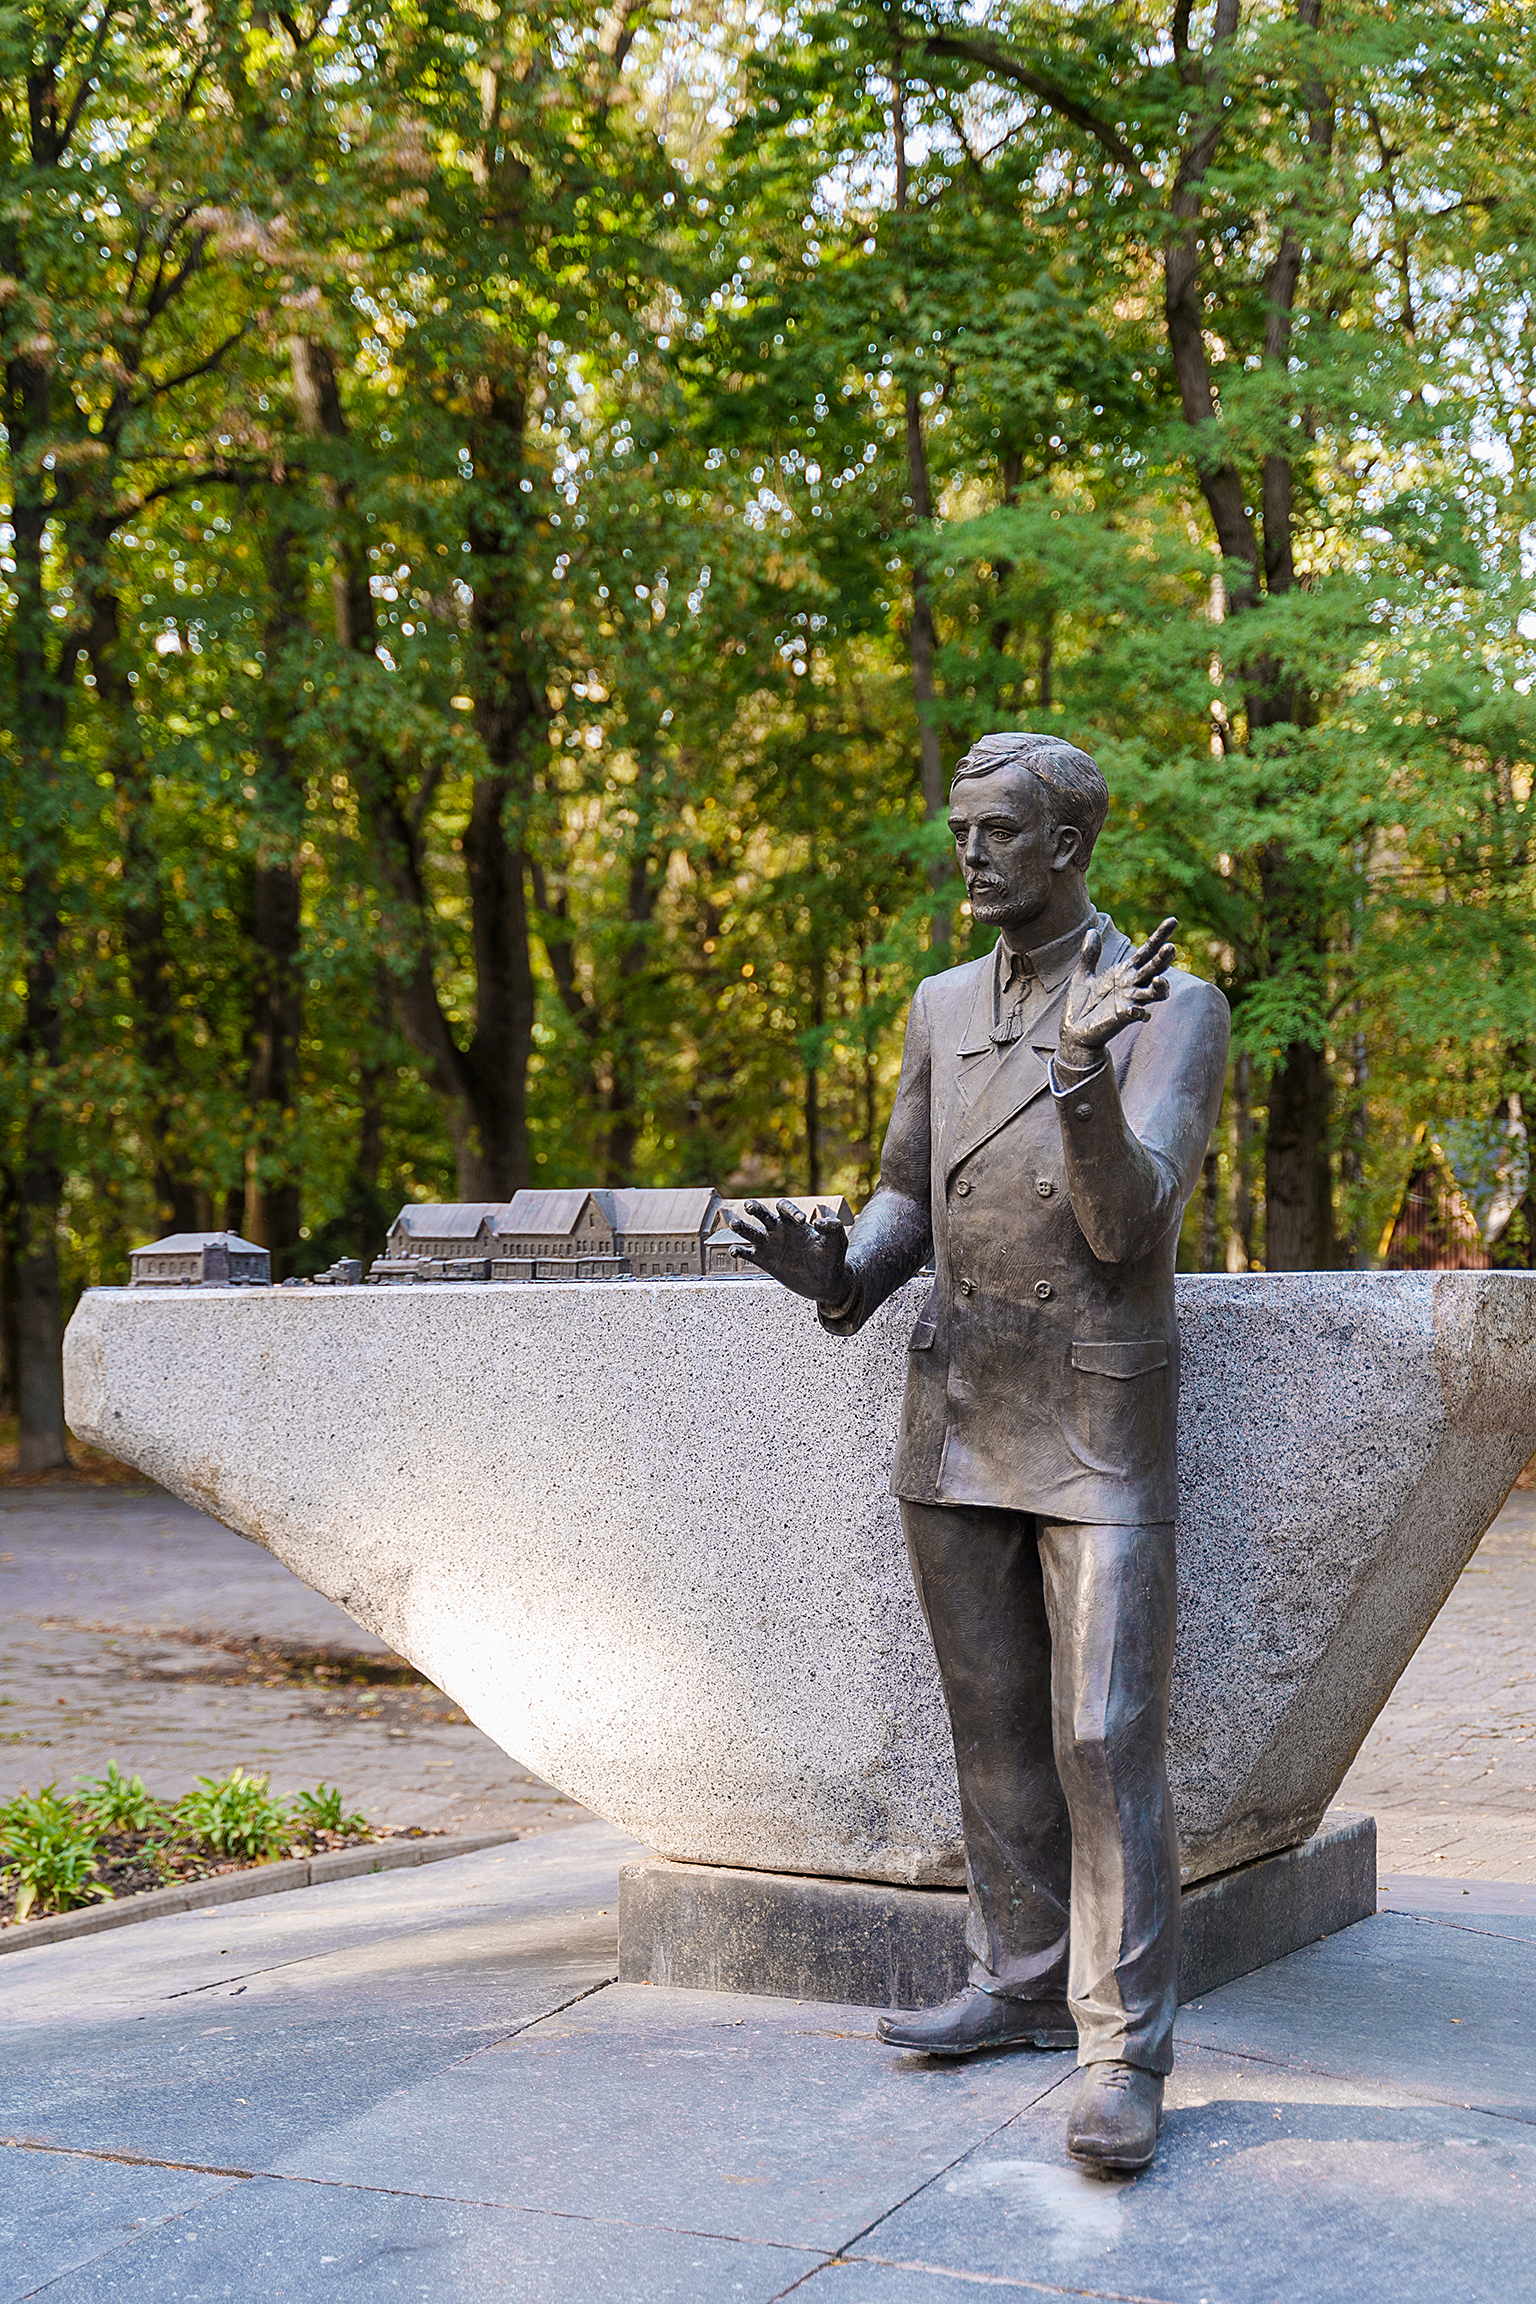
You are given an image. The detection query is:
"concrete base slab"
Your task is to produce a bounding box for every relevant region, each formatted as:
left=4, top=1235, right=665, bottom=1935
left=7, top=1820, right=1536, bottom=2302
left=618, top=1809, right=1376, bottom=2009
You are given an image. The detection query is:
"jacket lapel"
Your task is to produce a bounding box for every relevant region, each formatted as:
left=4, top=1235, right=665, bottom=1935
left=940, top=920, right=1132, bottom=1179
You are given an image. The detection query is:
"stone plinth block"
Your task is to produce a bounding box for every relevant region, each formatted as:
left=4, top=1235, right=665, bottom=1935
left=63, top=1273, right=1536, bottom=1887
left=618, top=1811, right=1377, bottom=2008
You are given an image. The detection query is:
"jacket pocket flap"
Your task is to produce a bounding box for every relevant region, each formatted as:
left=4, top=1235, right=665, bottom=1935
left=909, top=1319, right=937, bottom=1352
left=1071, top=1339, right=1168, bottom=1379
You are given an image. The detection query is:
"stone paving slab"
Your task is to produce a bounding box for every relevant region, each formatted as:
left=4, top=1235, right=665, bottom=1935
left=819, top=2058, right=1536, bottom=2304
left=37, top=2173, right=809, bottom=2303
left=0, top=1829, right=636, bottom=2171
left=5, top=1824, right=1535, bottom=2302
left=1, top=2153, right=233, bottom=2303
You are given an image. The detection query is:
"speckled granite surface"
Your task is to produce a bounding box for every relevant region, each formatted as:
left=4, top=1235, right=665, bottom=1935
left=62, top=1271, right=1536, bottom=1886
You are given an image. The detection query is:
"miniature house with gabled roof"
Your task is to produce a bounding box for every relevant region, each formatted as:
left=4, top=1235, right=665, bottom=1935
left=611, top=1186, right=721, bottom=1278
left=490, top=1186, right=722, bottom=1279
left=384, top=1203, right=504, bottom=1262
left=490, top=1189, right=628, bottom=1280
left=364, top=1184, right=852, bottom=1286
left=372, top=1202, right=504, bottom=1281
left=129, top=1231, right=271, bottom=1288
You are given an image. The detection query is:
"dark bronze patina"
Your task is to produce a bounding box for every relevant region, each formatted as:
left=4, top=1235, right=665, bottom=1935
left=734, top=730, right=1229, bottom=2175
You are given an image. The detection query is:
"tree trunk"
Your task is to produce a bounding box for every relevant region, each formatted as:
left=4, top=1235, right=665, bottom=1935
left=0, top=1175, right=18, bottom=1418
left=292, top=337, right=537, bottom=1198
left=241, top=507, right=308, bottom=1270
left=14, top=867, right=67, bottom=1471
left=804, top=934, right=826, bottom=1197
left=1158, top=0, right=1335, bottom=1265
left=1231, top=1049, right=1255, bottom=1270
left=891, top=53, right=951, bottom=952
left=460, top=373, right=544, bottom=1195
left=1198, top=1148, right=1220, bottom=1270
left=83, top=583, right=201, bottom=1233
left=7, top=340, right=69, bottom=1470
left=1264, top=1040, right=1333, bottom=1270
left=600, top=841, right=659, bottom=1186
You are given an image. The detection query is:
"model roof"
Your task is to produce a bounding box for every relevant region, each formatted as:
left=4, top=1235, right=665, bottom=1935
left=391, top=1203, right=505, bottom=1239
left=710, top=1195, right=853, bottom=1228
left=495, top=1189, right=609, bottom=1239
left=495, top=1186, right=721, bottom=1240
left=610, top=1187, right=719, bottom=1234
left=133, top=1231, right=265, bottom=1256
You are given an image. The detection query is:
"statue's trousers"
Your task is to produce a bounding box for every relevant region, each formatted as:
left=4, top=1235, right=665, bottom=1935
left=901, top=1502, right=1180, bottom=2075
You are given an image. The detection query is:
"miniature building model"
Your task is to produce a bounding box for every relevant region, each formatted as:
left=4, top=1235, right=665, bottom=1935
left=491, top=1185, right=721, bottom=1280
left=610, top=1186, right=722, bottom=1278
left=704, top=1197, right=854, bottom=1275
left=371, top=1187, right=858, bottom=1285
left=490, top=1189, right=630, bottom=1281
left=372, top=1202, right=504, bottom=1283
left=129, top=1232, right=271, bottom=1288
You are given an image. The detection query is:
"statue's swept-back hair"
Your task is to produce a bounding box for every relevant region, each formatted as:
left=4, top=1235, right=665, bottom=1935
left=951, top=731, right=1109, bottom=867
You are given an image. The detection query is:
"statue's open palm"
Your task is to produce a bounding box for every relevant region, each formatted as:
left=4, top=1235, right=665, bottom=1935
left=730, top=1200, right=849, bottom=1302
left=1060, top=916, right=1177, bottom=1071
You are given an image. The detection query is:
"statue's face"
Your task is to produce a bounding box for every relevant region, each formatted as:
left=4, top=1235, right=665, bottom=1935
left=947, top=765, right=1075, bottom=930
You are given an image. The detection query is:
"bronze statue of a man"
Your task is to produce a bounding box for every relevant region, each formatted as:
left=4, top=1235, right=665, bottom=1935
left=735, top=730, right=1229, bottom=2176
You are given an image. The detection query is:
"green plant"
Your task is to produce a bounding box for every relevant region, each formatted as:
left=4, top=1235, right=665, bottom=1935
left=80, top=1762, right=167, bottom=1833
left=172, top=1769, right=293, bottom=1863
left=0, top=1787, right=112, bottom=1921
left=293, top=1784, right=368, bottom=1837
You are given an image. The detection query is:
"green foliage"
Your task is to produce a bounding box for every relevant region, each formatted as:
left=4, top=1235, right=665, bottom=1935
left=292, top=1783, right=369, bottom=1837
left=0, top=1786, right=112, bottom=1921
left=0, top=1769, right=375, bottom=1920
left=171, top=1769, right=295, bottom=1864
left=1, top=0, right=1534, bottom=1415
left=80, top=1763, right=167, bottom=1835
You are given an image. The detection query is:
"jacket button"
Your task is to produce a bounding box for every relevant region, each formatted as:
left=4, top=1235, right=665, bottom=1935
left=1035, top=1178, right=1054, bottom=1199
left=954, top=1178, right=972, bottom=1196
left=957, top=1278, right=973, bottom=1297
left=1073, top=1101, right=1094, bottom=1122
left=1035, top=1280, right=1053, bottom=1301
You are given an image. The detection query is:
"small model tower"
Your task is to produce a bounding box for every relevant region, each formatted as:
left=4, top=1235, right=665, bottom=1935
left=129, top=1232, right=271, bottom=1287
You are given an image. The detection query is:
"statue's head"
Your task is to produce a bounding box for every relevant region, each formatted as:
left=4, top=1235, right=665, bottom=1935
left=948, top=730, right=1108, bottom=932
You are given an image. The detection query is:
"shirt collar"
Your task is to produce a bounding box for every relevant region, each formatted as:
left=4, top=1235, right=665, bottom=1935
left=993, top=912, right=1101, bottom=1000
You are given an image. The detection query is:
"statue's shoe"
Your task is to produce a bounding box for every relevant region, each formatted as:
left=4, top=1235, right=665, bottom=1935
left=876, top=1986, right=1076, bottom=2057
left=1065, top=2061, right=1165, bottom=2174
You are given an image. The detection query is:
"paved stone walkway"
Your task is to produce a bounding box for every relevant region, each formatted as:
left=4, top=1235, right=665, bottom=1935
left=4, top=1823, right=1534, bottom=2301
left=1339, top=1488, right=1536, bottom=1881
left=0, top=1488, right=586, bottom=1836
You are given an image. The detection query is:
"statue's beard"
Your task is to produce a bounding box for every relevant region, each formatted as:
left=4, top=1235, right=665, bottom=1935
left=966, top=878, right=1050, bottom=927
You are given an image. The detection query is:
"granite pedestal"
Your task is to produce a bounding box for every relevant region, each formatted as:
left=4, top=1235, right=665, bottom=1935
left=618, top=1811, right=1377, bottom=2010
left=63, top=1272, right=1536, bottom=1896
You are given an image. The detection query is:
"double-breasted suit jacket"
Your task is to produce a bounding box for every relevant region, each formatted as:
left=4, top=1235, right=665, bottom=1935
left=823, top=916, right=1231, bottom=1527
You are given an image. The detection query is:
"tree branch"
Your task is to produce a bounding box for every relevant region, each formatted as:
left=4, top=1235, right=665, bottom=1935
left=921, top=33, right=1142, bottom=175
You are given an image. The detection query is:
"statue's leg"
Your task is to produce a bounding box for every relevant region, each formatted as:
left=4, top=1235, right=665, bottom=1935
left=1035, top=1518, right=1179, bottom=2076
left=900, top=1499, right=1072, bottom=2003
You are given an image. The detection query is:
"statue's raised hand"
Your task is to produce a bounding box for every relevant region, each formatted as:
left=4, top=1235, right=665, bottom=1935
left=1059, top=916, right=1177, bottom=1073
left=730, top=1200, right=849, bottom=1303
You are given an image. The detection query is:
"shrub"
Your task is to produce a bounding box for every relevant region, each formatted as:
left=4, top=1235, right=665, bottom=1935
left=0, top=1787, right=112, bottom=1921
left=172, top=1769, right=293, bottom=1862
left=293, top=1784, right=369, bottom=1837
left=80, top=1762, right=167, bottom=1834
